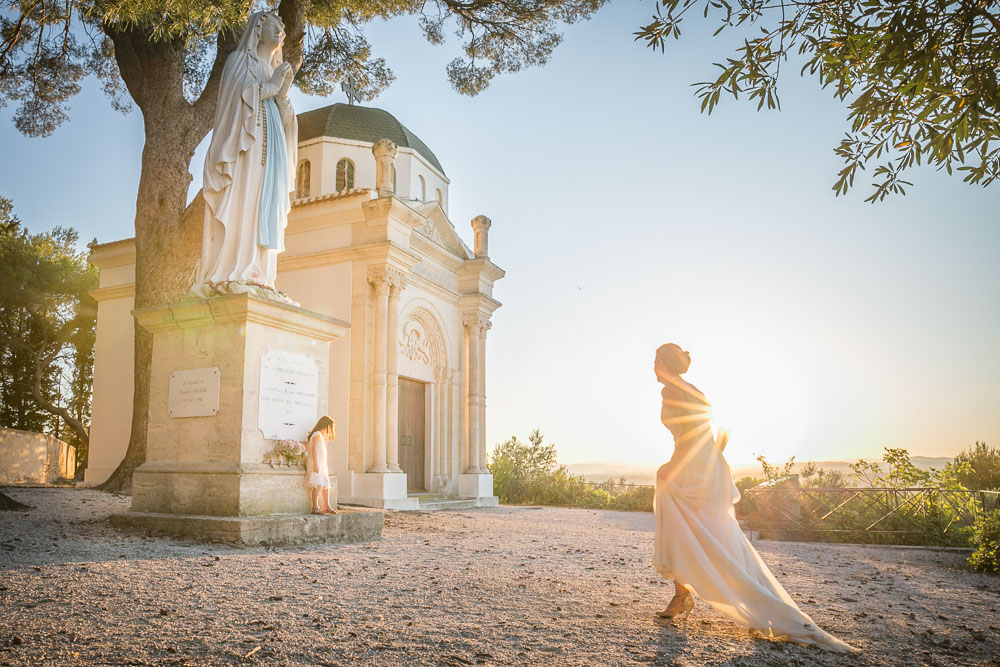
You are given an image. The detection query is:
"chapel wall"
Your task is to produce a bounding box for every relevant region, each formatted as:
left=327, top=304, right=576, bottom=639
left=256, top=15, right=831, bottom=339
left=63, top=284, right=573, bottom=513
left=274, top=262, right=353, bottom=472
left=85, top=294, right=135, bottom=484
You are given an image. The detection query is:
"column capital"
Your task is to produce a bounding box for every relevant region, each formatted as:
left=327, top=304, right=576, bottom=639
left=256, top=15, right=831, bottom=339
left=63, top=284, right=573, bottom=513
left=462, top=311, right=490, bottom=333
left=388, top=268, right=407, bottom=296
left=367, top=267, right=390, bottom=295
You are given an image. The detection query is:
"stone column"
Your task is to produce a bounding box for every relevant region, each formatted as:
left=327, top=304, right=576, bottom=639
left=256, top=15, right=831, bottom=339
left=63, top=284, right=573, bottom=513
left=435, top=367, right=449, bottom=489
left=368, top=268, right=390, bottom=472
left=386, top=272, right=405, bottom=473
left=373, top=139, right=398, bottom=198
left=479, top=320, right=491, bottom=471
left=463, top=313, right=483, bottom=473
left=471, top=215, right=491, bottom=258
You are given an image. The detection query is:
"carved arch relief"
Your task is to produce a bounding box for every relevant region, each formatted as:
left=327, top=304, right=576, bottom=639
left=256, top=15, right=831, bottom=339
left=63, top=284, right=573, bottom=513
left=396, top=303, right=450, bottom=383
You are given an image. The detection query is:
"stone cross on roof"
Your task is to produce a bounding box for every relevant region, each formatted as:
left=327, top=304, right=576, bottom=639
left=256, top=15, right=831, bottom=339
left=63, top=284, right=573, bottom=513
left=341, top=76, right=361, bottom=105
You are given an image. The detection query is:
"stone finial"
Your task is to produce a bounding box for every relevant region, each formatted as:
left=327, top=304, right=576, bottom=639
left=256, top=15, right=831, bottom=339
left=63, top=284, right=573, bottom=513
left=372, top=139, right=398, bottom=198
left=471, top=215, right=492, bottom=258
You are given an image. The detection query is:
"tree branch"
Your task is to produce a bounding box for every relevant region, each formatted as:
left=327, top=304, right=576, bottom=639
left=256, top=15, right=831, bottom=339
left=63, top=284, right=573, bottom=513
left=30, top=345, right=89, bottom=446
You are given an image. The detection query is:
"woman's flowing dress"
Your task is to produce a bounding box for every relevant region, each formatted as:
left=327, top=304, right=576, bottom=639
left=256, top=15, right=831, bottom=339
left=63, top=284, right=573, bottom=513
left=653, top=376, right=855, bottom=652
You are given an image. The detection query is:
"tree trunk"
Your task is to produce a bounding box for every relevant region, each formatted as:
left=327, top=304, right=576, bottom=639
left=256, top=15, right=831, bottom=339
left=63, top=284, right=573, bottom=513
left=95, top=24, right=218, bottom=493
left=97, top=119, right=207, bottom=493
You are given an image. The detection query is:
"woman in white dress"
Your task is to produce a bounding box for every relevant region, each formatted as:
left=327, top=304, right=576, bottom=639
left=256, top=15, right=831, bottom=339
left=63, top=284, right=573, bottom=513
left=652, top=343, right=855, bottom=652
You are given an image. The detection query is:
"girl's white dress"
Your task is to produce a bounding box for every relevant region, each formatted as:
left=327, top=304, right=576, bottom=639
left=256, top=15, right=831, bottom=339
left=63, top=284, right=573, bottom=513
left=306, top=432, right=330, bottom=489
left=653, top=374, right=855, bottom=652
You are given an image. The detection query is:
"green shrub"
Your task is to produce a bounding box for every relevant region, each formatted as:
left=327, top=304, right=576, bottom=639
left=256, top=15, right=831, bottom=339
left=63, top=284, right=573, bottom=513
left=608, top=485, right=654, bottom=512
left=968, top=509, right=1000, bottom=573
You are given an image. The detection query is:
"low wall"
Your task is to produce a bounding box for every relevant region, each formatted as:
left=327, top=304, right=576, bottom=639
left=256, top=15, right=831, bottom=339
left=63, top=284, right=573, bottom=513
left=0, top=428, right=76, bottom=484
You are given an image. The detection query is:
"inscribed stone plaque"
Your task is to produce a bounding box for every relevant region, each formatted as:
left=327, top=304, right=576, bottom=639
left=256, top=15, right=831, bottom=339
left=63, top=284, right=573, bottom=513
left=258, top=348, right=319, bottom=441
left=168, top=367, right=221, bottom=418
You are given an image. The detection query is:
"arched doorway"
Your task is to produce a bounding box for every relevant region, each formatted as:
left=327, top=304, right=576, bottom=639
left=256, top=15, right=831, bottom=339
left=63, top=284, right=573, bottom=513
left=395, top=304, right=452, bottom=493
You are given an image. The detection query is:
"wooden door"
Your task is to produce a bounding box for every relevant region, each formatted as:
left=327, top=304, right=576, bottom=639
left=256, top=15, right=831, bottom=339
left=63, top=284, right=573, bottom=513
left=398, top=378, right=426, bottom=491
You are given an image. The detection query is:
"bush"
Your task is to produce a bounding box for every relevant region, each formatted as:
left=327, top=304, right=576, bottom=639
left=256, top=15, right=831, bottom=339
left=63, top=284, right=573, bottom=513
left=608, top=485, right=654, bottom=512
left=968, top=509, right=1000, bottom=573
left=488, top=431, right=654, bottom=512
left=955, top=441, right=1000, bottom=491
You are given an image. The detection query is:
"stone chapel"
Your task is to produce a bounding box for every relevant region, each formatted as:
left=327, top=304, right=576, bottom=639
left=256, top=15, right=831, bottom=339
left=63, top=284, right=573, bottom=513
left=85, top=103, right=503, bottom=510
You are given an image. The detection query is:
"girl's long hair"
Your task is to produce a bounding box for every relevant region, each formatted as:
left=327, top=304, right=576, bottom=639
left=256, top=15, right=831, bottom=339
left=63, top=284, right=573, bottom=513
left=308, top=416, right=334, bottom=439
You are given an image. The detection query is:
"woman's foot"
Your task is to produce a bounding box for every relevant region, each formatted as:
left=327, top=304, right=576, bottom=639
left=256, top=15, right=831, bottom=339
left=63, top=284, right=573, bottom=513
left=311, top=507, right=324, bottom=515
left=656, top=590, right=694, bottom=619
left=323, top=506, right=338, bottom=514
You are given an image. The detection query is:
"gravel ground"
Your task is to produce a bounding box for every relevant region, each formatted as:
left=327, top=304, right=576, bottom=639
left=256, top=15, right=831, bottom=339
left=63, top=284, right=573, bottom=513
left=1, top=487, right=998, bottom=666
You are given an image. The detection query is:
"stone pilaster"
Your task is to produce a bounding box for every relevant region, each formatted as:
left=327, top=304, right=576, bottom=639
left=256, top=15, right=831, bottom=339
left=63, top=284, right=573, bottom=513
left=462, top=312, right=488, bottom=473
left=385, top=271, right=406, bottom=473
left=368, top=268, right=391, bottom=473
left=479, top=319, right=492, bottom=471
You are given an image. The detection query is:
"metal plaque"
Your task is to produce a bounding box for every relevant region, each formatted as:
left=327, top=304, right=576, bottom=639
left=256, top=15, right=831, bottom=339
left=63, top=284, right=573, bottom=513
left=168, top=367, right=221, bottom=418
left=258, top=348, right=319, bottom=441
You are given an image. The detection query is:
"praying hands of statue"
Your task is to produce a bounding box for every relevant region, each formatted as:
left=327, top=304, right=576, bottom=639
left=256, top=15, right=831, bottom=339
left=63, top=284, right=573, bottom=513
left=274, top=62, right=294, bottom=99
left=272, top=62, right=294, bottom=98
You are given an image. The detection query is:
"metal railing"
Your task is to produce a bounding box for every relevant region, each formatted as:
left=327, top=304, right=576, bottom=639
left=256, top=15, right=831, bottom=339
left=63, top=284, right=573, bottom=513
left=741, top=487, right=1000, bottom=547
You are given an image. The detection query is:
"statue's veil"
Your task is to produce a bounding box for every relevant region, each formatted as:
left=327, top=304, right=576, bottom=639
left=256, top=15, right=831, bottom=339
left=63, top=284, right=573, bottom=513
left=235, top=11, right=285, bottom=71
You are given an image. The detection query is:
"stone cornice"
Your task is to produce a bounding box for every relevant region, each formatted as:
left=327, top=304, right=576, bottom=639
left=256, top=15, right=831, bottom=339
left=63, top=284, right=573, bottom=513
left=277, top=241, right=420, bottom=273
left=88, top=239, right=136, bottom=270
left=292, top=187, right=374, bottom=209
left=133, top=293, right=349, bottom=341
left=409, top=233, right=464, bottom=272
left=459, top=293, right=502, bottom=315
left=89, top=284, right=135, bottom=301
left=458, top=257, right=505, bottom=283
left=362, top=197, right=426, bottom=231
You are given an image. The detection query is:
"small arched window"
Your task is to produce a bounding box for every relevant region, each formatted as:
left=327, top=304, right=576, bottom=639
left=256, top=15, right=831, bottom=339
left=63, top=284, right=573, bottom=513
left=435, top=188, right=443, bottom=204
left=336, top=158, right=355, bottom=191
left=296, top=160, right=311, bottom=198
left=418, top=175, right=426, bottom=201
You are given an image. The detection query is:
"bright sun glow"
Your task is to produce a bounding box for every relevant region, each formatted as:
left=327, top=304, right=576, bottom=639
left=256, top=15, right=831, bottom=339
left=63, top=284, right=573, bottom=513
left=686, top=344, right=814, bottom=466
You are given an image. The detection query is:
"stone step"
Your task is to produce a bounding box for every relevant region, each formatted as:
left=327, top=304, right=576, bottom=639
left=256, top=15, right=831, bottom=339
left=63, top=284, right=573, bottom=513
left=414, top=498, right=484, bottom=511
left=408, top=492, right=448, bottom=502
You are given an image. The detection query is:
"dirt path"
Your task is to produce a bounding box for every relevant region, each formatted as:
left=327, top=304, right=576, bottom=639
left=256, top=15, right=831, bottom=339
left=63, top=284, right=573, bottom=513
left=1, top=487, right=997, bottom=665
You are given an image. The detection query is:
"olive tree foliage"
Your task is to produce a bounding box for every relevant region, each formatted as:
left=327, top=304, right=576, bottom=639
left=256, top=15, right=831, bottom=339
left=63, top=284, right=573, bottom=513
left=2, top=0, right=605, bottom=137
left=0, top=0, right=604, bottom=492
left=635, top=0, right=1000, bottom=202
left=0, top=196, right=97, bottom=450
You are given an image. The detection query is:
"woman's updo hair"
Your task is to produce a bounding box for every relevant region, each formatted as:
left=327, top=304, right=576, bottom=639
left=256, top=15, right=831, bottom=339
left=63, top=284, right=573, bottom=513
left=655, top=343, right=688, bottom=378
left=308, top=416, right=334, bottom=439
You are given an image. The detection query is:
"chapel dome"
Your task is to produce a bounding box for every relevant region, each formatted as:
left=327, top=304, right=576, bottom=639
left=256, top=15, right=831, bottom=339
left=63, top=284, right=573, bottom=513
left=297, top=103, right=446, bottom=176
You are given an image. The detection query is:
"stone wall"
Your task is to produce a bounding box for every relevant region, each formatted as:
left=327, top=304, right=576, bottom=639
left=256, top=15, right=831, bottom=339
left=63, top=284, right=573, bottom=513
left=0, top=428, right=75, bottom=483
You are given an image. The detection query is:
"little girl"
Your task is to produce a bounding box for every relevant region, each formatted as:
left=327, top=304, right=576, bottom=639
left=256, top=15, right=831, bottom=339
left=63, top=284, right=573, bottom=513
left=306, top=416, right=337, bottom=515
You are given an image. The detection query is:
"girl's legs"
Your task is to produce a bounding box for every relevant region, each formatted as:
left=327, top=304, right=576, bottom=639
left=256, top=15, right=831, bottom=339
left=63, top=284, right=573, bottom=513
left=310, top=487, right=322, bottom=512
left=321, top=487, right=336, bottom=513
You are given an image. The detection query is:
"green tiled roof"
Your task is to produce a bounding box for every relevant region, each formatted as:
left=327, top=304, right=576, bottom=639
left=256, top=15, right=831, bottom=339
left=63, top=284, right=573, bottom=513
left=297, top=103, right=445, bottom=176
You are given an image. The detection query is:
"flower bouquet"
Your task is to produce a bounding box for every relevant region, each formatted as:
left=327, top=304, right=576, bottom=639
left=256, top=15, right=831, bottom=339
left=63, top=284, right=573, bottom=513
left=271, top=439, right=306, bottom=467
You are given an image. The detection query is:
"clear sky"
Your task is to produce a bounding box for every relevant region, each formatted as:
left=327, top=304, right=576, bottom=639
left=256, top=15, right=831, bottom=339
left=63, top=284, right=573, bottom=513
left=1, top=4, right=997, bottom=467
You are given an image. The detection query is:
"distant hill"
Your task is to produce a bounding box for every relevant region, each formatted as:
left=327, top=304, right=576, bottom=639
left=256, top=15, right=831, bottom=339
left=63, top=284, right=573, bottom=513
left=566, top=456, right=956, bottom=487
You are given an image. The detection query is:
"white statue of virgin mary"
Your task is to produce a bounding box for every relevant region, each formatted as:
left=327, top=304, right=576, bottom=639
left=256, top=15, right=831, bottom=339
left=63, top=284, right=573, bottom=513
left=192, top=11, right=297, bottom=299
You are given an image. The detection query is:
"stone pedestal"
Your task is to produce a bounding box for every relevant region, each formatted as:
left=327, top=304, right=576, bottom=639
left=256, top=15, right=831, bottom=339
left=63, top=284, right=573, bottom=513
left=114, top=293, right=382, bottom=545
left=458, top=472, right=498, bottom=507
left=336, top=469, right=419, bottom=510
